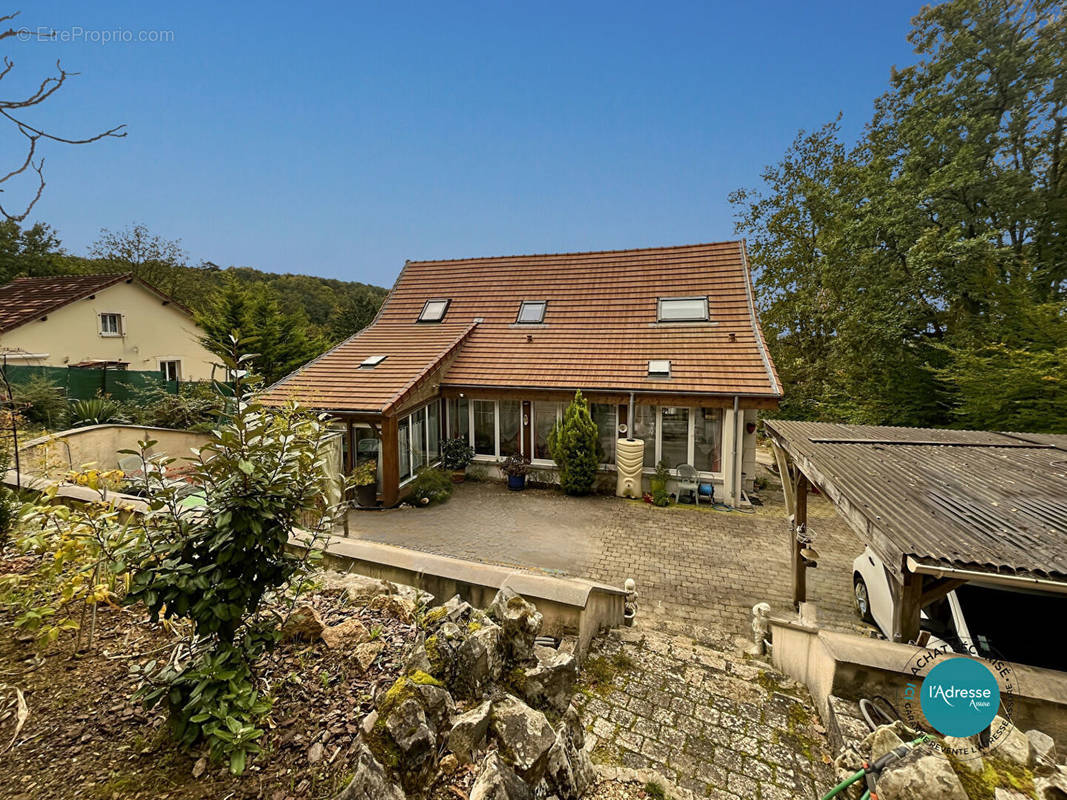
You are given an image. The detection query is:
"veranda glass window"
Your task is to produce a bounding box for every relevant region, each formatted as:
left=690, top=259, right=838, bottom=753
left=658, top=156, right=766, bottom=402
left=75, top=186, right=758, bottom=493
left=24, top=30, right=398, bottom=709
left=591, top=404, right=617, bottom=465
left=633, top=405, right=657, bottom=468
left=448, top=397, right=469, bottom=440
left=411, top=408, right=426, bottom=472
left=499, top=400, right=522, bottom=457
left=694, top=408, right=723, bottom=473
left=532, top=402, right=561, bottom=460
left=473, top=400, right=496, bottom=456
left=398, top=418, right=411, bottom=481
left=427, top=402, right=440, bottom=461
left=659, top=407, right=689, bottom=469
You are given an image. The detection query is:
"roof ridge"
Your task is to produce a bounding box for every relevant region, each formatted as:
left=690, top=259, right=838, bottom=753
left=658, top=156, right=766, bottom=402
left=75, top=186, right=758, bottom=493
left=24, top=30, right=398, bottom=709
left=404, top=240, right=740, bottom=266
left=9, top=272, right=133, bottom=282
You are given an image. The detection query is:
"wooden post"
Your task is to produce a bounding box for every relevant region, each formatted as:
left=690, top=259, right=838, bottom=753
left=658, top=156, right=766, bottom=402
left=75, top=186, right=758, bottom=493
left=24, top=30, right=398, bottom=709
left=792, top=472, right=808, bottom=608
left=380, top=415, right=399, bottom=507
left=771, top=442, right=795, bottom=517
left=891, top=571, right=924, bottom=644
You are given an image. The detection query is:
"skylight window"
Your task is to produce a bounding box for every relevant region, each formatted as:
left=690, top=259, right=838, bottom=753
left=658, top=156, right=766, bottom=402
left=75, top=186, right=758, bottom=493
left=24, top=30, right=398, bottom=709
left=657, top=297, right=708, bottom=322
left=360, top=355, right=387, bottom=368
left=418, top=299, right=450, bottom=323
left=648, top=360, right=672, bottom=378
left=516, top=300, right=547, bottom=324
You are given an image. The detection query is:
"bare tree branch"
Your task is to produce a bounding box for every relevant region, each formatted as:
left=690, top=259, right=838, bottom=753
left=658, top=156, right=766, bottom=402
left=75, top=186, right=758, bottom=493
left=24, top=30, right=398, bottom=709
left=1, top=10, right=125, bottom=221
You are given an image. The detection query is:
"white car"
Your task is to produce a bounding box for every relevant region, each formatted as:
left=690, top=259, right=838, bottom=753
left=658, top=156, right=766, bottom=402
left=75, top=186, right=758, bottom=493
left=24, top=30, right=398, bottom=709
left=851, top=547, right=1066, bottom=671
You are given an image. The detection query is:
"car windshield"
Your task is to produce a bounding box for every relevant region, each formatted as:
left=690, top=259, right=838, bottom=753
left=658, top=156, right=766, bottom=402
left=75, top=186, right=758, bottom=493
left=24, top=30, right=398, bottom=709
left=954, top=583, right=1067, bottom=671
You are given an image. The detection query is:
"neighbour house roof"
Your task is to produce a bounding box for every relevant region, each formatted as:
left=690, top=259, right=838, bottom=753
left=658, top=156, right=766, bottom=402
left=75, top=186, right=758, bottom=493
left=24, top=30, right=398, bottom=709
left=264, top=241, right=781, bottom=411
left=763, top=420, right=1067, bottom=585
left=0, top=274, right=190, bottom=334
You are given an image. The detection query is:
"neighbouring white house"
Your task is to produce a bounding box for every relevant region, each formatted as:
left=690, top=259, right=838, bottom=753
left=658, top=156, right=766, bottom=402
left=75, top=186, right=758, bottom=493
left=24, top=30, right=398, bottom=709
left=0, top=273, right=218, bottom=381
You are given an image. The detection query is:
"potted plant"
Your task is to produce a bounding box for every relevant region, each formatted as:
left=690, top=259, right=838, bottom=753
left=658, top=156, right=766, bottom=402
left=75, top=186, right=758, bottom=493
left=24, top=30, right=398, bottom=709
left=499, top=453, right=532, bottom=491
left=351, top=459, right=378, bottom=507
left=440, top=437, right=475, bottom=483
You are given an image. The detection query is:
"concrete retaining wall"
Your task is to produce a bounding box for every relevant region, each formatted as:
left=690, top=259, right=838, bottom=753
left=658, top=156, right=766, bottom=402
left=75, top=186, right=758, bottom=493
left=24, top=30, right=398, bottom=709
left=307, top=535, right=627, bottom=656
left=769, top=617, right=1067, bottom=749
left=17, top=424, right=209, bottom=478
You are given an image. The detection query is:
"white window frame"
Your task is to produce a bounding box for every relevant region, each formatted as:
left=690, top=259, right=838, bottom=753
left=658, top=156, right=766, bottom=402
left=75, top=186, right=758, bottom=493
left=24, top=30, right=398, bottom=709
left=657, top=296, right=709, bottom=322
left=159, top=359, right=182, bottom=382
left=398, top=401, right=444, bottom=487
left=99, top=312, right=124, bottom=337
left=638, top=405, right=724, bottom=479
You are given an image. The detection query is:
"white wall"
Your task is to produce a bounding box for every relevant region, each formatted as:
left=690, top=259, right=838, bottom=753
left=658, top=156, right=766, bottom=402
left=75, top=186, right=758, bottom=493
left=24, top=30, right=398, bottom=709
left=0, top=280, right=218, bottom=381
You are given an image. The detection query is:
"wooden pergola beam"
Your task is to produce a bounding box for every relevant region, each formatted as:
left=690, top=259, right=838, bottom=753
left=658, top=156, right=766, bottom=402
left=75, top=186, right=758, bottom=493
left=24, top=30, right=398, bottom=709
left=792, top=472, right=808, bottom=608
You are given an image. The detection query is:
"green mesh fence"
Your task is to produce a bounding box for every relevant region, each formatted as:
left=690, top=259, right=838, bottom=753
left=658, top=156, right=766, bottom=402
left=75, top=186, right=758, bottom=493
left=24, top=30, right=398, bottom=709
left=3, top=364, right=181, bottom=402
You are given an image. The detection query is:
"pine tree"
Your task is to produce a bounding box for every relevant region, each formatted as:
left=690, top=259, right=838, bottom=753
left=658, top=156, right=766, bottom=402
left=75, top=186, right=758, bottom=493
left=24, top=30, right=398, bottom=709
left=548, top=390, right=599, bottom=495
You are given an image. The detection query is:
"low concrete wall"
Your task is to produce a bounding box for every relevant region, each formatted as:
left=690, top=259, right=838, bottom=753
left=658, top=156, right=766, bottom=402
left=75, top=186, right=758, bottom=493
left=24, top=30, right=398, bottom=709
left=770, top=618, right=1067, bottom=749
left=307, top=535, right=627, bottom=656
left=18, top=424, right=210, bottom=477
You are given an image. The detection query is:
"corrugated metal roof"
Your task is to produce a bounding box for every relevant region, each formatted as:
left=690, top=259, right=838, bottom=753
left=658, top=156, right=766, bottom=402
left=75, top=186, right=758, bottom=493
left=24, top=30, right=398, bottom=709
left=264, top=241, right=781, bottom=407
left=764, top=420, right=1067, bottom=583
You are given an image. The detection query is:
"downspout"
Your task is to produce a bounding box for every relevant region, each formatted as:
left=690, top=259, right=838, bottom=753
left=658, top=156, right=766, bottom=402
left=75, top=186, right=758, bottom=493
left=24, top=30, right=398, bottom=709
left=628, top=392, right=635, bottom=438
left=732, top=395, right=740, bottom=507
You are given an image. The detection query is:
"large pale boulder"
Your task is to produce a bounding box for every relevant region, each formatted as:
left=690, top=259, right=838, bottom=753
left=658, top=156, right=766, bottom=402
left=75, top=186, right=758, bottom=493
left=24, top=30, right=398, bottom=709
left=877, top=751, right=968, bottom=800
left=522, top=649, right=578, bottom=713
left=488, top=587, right=543, bottom=665
left=470, top=751, right=533, bottom=800
left=449, top=701, right=493, bottom=764
left=864, top=726, right=904, bottom=762
left=1026, top=729, right=1057, bottom=767
left=489, top=694, right=558, bottom=784
left=989, top=716, right=1035, bottom=768
left=335, top=739, right=405, bottom=800
left=454, top=624, right=504, bottom=698
left=321, top=617, right=370, bottom=649
left=384, top=697, right=437, bottom=792
left=281, top=605, right=324, bottom=641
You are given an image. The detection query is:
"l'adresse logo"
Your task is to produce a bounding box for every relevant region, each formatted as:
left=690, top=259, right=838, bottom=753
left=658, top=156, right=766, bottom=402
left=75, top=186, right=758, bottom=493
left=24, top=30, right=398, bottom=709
left=919, top=657, right=1000, bottom=738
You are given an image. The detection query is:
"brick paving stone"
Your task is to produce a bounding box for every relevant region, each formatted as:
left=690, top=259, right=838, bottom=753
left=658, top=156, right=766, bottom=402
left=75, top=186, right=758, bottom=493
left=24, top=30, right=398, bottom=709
left=578, top=628, right=834, bottom=800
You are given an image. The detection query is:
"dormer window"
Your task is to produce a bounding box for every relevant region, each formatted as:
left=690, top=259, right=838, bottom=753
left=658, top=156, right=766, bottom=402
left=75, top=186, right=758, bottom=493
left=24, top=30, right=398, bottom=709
left=648, top=359, right=671, bottom=378
left=418, top=299, right=450, bottom=323
left=360, top=355, right=387, bottom=368
left=657, top=297, right=708, bottom=322
left=516, top=301, right=546, bottom=324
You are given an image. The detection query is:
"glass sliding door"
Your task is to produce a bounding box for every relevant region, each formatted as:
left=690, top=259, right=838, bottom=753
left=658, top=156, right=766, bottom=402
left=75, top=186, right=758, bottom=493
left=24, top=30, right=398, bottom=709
left=532, top=402, right=560, bottom=460
left=473, top=400, right=496, bottom=456
left=694, top=408, right=722, bottom=473
left=590, top=403, right=617, bottom=465
left=411, top=407, right=426, bottom=473
left=498, top=400, right=522, bottom=457
left=398, top=418, right=411, bottom=481
left=659, top=407, right=689, bottom=469
left=633, top=405, right=657, bottom=468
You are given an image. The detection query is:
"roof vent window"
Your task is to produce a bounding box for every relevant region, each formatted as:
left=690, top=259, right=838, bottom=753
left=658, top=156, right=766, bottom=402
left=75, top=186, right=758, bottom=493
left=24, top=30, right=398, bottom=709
left=648, top=359, right=671, bottom=378
left=516, top=300, right=547, bottom=324
left=418, top=299, right=450, bottom=322
left=658, top=297, right=708, bottom=322
left=360, top=355, right=387, bottom=368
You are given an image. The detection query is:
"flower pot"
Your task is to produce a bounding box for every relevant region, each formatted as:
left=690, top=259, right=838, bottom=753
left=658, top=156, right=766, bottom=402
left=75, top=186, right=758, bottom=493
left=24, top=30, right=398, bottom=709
left=623, top=607, right=636, bottom=627
left=451, top=469, right=466, bottom=484
left=507, top=474, right=526, bottom=491
left=356, top=484, right=377, bottom=507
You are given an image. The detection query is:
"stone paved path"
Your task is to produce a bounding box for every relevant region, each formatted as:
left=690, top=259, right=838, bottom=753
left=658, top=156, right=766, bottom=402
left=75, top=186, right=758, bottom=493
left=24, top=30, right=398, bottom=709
left=574, top=625, right=835, bottom=800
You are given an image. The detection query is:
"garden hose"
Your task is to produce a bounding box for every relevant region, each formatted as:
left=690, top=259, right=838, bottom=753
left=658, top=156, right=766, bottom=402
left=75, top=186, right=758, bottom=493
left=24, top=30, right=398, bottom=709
left=820, top=735, right=929, bottom=800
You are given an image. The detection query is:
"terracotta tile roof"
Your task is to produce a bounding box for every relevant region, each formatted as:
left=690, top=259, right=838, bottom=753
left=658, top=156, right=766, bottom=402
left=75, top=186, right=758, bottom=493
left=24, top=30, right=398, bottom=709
left=261, top=322, right=477, bottom=412
left=0, top=273, right=190, bottom=333
left=265, top=241, right=781, bottom=411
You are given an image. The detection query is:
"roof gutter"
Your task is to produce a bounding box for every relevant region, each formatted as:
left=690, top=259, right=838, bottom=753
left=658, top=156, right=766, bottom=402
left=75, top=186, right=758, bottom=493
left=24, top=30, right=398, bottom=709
left=906, top=557, right=1067, bottom=595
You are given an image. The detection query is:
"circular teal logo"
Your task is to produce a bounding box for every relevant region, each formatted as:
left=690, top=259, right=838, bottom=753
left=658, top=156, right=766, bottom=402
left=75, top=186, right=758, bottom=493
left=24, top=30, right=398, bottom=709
left=921, top=658, right=1000, bottom=737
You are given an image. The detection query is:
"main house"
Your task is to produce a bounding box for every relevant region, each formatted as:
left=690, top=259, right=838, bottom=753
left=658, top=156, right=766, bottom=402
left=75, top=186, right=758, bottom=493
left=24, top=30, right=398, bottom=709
left=0, top=274, right=217, bottom=381
left=262, top=242, right=781, bottom=507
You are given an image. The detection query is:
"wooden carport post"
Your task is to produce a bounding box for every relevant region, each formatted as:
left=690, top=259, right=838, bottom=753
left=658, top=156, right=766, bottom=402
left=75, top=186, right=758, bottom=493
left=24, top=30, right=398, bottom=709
left=792, top=472, right=808, bottom=609
left=891, top=571, right=923, bottom=644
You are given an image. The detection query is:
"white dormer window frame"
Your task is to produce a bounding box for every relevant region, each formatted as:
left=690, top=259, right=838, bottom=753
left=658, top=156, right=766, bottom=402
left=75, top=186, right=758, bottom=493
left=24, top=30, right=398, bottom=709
left=516, top=300, right=547, bottom=324
left=648, top=359, right=672, bottom=378
left=99, top=312, right=124, bottom=337
left=418, top=299, right=450, bottom=323
left=360, top=355, right=388, bottom=368
left=657, top=296, right=709, bottom=322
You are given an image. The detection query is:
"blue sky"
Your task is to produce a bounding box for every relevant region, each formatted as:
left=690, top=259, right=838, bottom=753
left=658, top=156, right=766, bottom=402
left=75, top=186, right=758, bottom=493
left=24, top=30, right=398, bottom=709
left=7, top=1, right=921, bottom=286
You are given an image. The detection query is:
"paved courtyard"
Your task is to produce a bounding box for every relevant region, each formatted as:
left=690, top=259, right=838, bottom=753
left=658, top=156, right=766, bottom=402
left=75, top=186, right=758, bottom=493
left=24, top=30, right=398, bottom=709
left=344, top=474, right=867, bottom=637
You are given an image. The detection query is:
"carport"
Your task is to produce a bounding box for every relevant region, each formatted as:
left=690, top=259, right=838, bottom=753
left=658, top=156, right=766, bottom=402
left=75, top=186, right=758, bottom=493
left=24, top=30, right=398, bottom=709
left=763, top=420, right=1067, bottom=643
